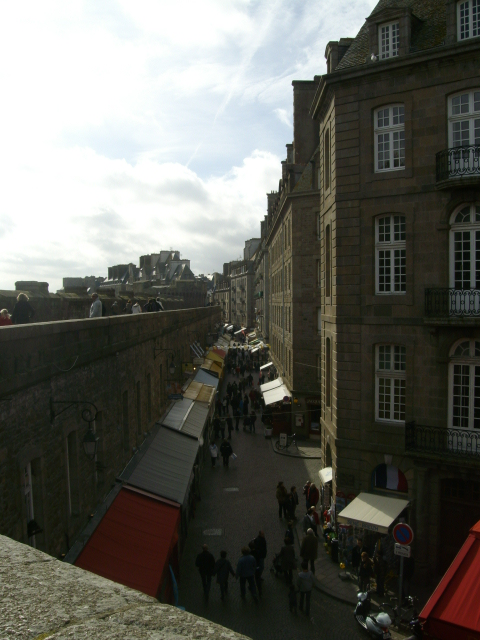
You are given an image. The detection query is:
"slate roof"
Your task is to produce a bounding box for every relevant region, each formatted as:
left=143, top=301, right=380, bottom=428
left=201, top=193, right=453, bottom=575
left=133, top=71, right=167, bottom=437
left=336, top=0, right=446, bottom=71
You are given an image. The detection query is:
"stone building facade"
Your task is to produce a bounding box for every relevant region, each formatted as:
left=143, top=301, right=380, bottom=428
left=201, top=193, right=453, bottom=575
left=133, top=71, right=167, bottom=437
left=312, top=0, right=480, bottom=578
left=230, top=261, right=255, bottom=328
left=253, top=217, right=270, bottom=341
left=214, top=279, right=231, bottom=324
left=265, top=80, right=322, bottom=438
left=0, top=307, right=219, bottom=559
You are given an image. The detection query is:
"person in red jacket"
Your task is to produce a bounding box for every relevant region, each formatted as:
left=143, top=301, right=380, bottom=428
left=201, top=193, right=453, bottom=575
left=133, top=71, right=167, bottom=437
left=0, top=309, right=13, bottom=326
left=308, top=483, right=320, bottom=508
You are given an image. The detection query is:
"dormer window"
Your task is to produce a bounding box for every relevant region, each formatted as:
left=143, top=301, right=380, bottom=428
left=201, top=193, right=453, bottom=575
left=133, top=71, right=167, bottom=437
left=379, top=21, right=400, bottom=58
left=458, top=1, right=479, bottom=40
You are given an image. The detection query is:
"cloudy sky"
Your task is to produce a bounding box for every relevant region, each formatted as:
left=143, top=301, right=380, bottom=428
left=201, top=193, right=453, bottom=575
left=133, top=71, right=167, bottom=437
left=0, top=0, right=377, bottom=292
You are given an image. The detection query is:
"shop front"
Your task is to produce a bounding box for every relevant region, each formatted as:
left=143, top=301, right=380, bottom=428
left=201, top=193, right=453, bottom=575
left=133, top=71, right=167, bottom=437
left=305, top=396, right=322, bottom=437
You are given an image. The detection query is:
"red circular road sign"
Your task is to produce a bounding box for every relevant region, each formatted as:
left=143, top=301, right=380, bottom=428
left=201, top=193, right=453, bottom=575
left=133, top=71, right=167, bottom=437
left=393, top=523, right=414, bottom=546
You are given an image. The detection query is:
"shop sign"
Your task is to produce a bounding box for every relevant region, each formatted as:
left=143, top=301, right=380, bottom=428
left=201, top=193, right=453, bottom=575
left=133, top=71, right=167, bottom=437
left=305, top=397, right=322, bottom=405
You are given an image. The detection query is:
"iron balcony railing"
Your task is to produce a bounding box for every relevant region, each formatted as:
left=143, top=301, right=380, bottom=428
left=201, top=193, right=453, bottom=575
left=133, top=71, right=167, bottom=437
left=425, top=288, right=480, bottom=317
left=406, top=421, right=480, bottom=457
left=436, top=145, right=480, bottom=182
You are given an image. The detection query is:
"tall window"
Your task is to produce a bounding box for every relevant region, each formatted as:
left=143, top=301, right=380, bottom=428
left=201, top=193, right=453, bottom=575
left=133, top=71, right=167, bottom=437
left=316, top=354, right=321, bottom=382
left=324, top=129, right=330, bottom=191
left=376, top=215, right=406, bottom=294
left=448, top=90, right=480, bottom=163
left=379, top=22, right=400, bottom=58
left=136, top=381, right=141, bottom=435
left=375, top=344, right=406, bottom=422
left=317, top=307, right=322, bottom=334
left=374, top=105, right=405, bottom=172
left=458, top=1, right=479, bottom=40
left=326, top=337, right=331, bottom=408
left=450, top=204, right=480, bottom=289
left=449, top=340, right=480, bottom=433
left=317, top=259, right=321, bottom=288
left=147, top=373, right=152, bottom=423
left=325, top=224, right=331, bottom=298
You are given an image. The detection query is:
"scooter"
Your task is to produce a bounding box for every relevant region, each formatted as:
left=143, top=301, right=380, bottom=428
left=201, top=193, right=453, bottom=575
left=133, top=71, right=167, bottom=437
left=404, top=617, right=423, bottom=639
left=354, top=591, right=392, bottom=639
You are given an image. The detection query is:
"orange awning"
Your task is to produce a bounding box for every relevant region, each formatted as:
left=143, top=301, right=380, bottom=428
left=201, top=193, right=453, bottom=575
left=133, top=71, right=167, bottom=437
left=75, top=487, right=180, bottom=598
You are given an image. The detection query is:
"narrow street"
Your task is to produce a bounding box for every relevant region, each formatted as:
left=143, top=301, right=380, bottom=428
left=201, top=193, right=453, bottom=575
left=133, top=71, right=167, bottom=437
left=178, top=364, right=363, bottom=640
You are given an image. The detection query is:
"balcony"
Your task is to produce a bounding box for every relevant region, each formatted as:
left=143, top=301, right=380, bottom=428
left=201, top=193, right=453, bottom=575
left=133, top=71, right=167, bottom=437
left=436, top=145, right=480, bottom=189
left=406, top=421, right=480, bottom=458
left=425, top=288, right=480, bottom=320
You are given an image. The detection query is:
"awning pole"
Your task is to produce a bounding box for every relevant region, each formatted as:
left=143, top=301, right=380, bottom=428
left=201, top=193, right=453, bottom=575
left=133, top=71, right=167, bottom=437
left=397, top=556, right=404, bottom=617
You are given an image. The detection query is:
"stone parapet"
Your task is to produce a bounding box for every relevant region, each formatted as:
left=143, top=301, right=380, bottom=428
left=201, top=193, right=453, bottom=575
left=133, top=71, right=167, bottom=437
left=0, top=533, right=250, bottom=640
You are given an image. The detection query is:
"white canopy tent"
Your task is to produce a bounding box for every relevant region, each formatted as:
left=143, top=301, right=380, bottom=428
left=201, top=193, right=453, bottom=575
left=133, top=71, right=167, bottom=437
left=263, top=384, right=291, bottom=406
left=260, top=362, right=273, bottom=371
left=336, top=492, right=410, bottom=534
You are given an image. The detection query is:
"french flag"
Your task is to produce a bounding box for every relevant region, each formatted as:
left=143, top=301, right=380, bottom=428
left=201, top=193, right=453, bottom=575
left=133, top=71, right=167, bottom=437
left=373, top=464, right=408, bottom=493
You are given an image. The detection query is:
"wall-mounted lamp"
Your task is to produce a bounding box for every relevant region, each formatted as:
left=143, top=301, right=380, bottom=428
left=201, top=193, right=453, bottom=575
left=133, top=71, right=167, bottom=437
left=82, top=427, right=99, bottom=460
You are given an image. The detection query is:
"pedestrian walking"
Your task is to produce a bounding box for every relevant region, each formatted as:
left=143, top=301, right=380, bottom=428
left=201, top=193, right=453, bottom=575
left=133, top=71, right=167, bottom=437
left=276, top=481, right=288, bottom=519
left=249, top=409, right=256, bottom=433
left=214, top=551, right=235, bottom=601
left=89, top=293, right=102, bottom=318
left=236, top=547, right=258, bottom=602
left=297, top=562, right=314, bottom=616
left=351, top=539, right=366, bottom=578
left=308, top=483, right=319, bottom=509
left=253, top=530, right=267, bottom=577
left=285, top=521, right=295, bottom=545
left=219, top=418, right=226, bottom=440
left=280, top=538, right=296, bottom=585
left=226, top=415, right=233, bottom=439
left=303, top=480, right=312, bottom=510
left=300, top=528, right=318, bottom=574
left=195, top=544, right=215, bottom=599
left=220, top=439, right=233, bottom=467
left=302, top=507, right=318, bottom=536
left=209, top=442, right=218, bottom=468
left=289, top=486, right=299, bottom=519
left=248, top=541, right=263, bottom=595
left=235, top=411, right=241, bottom=431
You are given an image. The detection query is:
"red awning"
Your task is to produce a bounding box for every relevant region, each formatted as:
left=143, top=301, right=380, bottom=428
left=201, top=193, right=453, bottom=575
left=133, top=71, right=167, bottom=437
left=212, top=347, right=226, bottom=359
left=420, top=520, right=480, bottom=639
left=75, top=487, right=180, bottom=598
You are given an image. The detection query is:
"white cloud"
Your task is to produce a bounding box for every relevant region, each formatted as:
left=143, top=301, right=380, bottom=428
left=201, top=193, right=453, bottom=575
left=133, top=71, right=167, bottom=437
left=0, top=0, right=378, bottom=292
left=274, top=108, right=292, bottom=128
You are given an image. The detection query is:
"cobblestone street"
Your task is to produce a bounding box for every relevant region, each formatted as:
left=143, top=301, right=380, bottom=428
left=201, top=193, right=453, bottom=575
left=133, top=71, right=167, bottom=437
left=178, top=367, right=364, bottom=640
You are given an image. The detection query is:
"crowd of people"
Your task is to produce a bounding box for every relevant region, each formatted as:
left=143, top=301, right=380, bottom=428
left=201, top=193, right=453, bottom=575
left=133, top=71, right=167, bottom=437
left=89, top=292, right=164, bottom=317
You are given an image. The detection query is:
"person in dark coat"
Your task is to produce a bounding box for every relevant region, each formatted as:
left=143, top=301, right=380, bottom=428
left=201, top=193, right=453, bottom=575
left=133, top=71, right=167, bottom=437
left=195, top=544, right=216, bottom=599
left=280, top=538, right=296, bottom=585
left=236, top=547, right=258, bottom=601
left=358, top=552, right=374, bottom=593
left=219, top=439, right=233, bottom=467
left=276, top=481, right=288, bottom=519
left=11, top=293, right=35, bottom=325
left=249, top=409, right=257, bottom=433
left=300, top=528, right=318, bottom=574
left=213, top=416, right=221, bottom=439
left=308, top=483, right=320, bottom=509
left=285, top=521, right=295, bottom=545
left=351, top=539, right=367, bottom=577
left=288, top=486, right=299, bottom=520
left=254, top=530, right=267, bottom=577
left=214, top=551, right=235, bottom=600
left=248, top=541, right=263, bottom=595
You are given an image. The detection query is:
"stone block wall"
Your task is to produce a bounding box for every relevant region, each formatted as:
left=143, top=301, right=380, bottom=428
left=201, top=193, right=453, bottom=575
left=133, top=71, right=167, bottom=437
left=0, top=307, right=220, bottom=558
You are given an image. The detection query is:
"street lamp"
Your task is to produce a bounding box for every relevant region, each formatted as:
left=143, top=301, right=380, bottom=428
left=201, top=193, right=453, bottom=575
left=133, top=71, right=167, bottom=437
left=82, top=427, right=99, bottom=460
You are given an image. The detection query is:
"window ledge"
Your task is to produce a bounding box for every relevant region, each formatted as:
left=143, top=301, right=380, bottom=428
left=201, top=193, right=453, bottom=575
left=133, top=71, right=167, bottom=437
left=366, top=293, right=413, bottom=306
left=366, top=166, right=413, bottom=183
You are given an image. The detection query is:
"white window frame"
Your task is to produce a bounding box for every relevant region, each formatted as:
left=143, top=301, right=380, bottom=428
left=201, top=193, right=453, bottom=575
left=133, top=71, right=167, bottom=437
left=379, top=21, right=400, bottom=58
left=374, top=105, right=405, bottom=172
left=448, top=339, right=480, bottom=435
left=375, top=344, right=406, bottom=423
left=375, top=215, right=406, bottom=294
left=448, top=90, right=480, bottom=150
left=449, top=204, right=480, bottom=290
left=457, top=0, right=480, bottom=40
